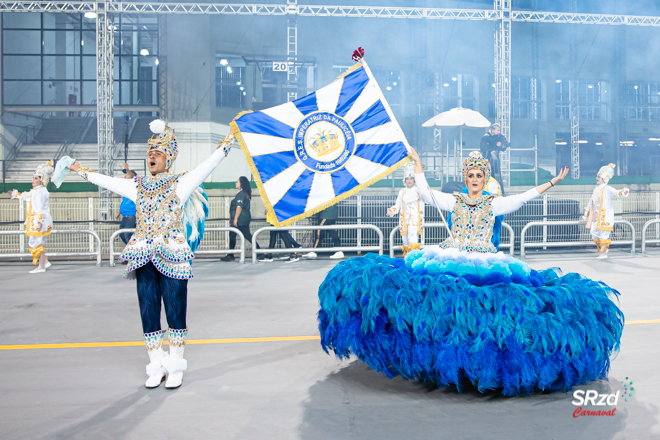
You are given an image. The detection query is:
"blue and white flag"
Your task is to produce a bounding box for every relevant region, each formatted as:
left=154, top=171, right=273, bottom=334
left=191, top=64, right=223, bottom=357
left=231, top=60, right=411, bottom=226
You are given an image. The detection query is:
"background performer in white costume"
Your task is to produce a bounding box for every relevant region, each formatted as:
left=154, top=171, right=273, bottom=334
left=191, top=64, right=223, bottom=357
left=8, top=161, right=54, bottom=274
left=387, top=163, right=424, bottom=256
left=584, top=163, right=629, bottom=259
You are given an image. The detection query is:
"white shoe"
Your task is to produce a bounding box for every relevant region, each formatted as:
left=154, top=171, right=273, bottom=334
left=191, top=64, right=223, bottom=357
left=29, top=268, right=46, bottom=274
left=597, top=253, right=608, bottom=259
left=259, top=257, right=273, bottom=262
left=302, top=252, right=317, bottom=259
left=288, top=256, right=300, bottom=263
left=44, top=261, right=52, bottom=269
left=145, top=372, right=166, bottom=388
left=329, top=251, right=345, bottom=259
left=165, top=371, right=184, bottom=389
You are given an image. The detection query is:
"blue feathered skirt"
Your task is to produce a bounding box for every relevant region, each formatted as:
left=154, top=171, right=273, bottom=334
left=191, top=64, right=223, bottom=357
left=317, top=248, right=624, bottom=396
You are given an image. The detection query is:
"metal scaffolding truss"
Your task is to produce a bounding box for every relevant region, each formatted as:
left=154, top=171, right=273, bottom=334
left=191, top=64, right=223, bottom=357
left=494, top=0, right=511, bottom=191
left=96, top=0, right=115, bottom=220
left=2, top=2, right=660, bottom=27
left=286, top=0, right=298, bottom=102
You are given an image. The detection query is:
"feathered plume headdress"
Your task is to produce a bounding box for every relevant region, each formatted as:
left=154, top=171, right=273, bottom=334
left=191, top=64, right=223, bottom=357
left=597, top=163, right=616, bottom=184
left=34, top=161, right=54, bottom=185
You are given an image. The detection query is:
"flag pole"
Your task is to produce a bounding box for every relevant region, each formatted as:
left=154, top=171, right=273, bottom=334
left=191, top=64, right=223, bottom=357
left=423, top=180, right=457, bottom=247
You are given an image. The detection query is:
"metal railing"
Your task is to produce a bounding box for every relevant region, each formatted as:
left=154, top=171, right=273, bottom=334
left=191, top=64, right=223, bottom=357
left=388, top=222, right=515, bottom=257
left=109, top=226, right=247, bottom=266
left=0, top=229, right=102, bottom=266
left=642, top=219, right=660, bottom=253
left=251, top=224, right=383, bottom=264
left=520, top=220, right=636, bottom=257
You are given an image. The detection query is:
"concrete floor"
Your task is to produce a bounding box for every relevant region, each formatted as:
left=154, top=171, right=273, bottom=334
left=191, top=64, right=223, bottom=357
left=1, top=248, right=659, bottom=440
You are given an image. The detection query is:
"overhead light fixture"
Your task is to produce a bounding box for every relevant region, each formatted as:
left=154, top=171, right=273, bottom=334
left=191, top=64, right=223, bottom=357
left=240, top=86, right=244, bottom=91
left=595, top=142, right=603, bottom=145
left=649, top=138, right=660, bottom=141
left=155, top=59, right=159, bottom=66
left=386, top=86, right=392, bottom=91
left=227, top=66, right=232, bottom=73
left=555, top=142, right=567, bottom=145
left=443, top=83, right=449, bottom=87
left=451, top=77, right=457, bottom=81
left=243, top=92, right=246, bottom=96
left=84, top=12, right=97, bottom=19
left=588, top=85, right=593, bottom=89
left=219, top=59, right=228, bottom=66
left=491, top=83, right=495, bottom=87
left=393, top=82, right=397, bottom=86
left=556, top=79, right=562, bottom=83
left=236, top=81, right=241, bottom=86
left=634, top=85, right=638, bottom=90
left=81, top=40, right=84, bottom=46
left=578, top=140, right=588, bottom=143
left=140, top=49, right=149, bottom=56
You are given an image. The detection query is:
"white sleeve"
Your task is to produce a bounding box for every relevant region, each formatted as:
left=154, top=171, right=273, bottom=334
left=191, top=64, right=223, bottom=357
left=31, top=189, right=47, bottom=214
left=415, top=172, right=456, bottom=212
left=82, top=172, right=137, bottom=202
left=492, top=188, right=541, bottom=216
left=177, top=147, right=228, bottom=202
left=390, top=190, right=403, bottom=214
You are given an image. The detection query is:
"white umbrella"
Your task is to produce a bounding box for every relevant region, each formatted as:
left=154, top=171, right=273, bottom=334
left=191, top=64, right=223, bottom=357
left=422, top=107, right=491, bottom=129
left=422, top=107, right=491, bottom=156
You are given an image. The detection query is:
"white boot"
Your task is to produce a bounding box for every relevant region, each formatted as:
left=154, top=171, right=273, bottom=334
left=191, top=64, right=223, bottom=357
left=144, top=330, right=167, bottom=388
left=163, top=328, right=188, bottom=389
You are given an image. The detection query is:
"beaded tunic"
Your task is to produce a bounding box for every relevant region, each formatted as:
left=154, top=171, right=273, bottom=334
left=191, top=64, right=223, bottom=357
left=120, top=173, right=194, bottom=279
left=440, top=193, right=497, bottom=253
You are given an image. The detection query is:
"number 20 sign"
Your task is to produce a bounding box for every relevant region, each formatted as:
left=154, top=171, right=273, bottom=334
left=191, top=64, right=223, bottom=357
left=272, top=62, right=289, bottom=72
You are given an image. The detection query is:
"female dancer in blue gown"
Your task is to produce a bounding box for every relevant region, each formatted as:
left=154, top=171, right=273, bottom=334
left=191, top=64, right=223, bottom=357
left=318, top=148, right=623, bottom=396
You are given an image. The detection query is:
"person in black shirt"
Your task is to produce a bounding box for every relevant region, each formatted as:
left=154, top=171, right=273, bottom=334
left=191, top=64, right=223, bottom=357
left=221, top=176, right=258, bottom=261
left=302, top=204, right=344, bottom=260
left=479, top=123, right=509, bottom=194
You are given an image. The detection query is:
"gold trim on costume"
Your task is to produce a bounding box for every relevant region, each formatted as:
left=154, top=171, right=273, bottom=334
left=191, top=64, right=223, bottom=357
left=29, top=245, right=45, bottom=265
left=596, top=188, right=613, bottom=231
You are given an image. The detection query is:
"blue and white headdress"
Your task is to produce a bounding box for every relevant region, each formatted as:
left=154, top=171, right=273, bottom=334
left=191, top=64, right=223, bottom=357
left=148, top=119, right=178, bottom=170
left=462, top=151, right=491, bottom=182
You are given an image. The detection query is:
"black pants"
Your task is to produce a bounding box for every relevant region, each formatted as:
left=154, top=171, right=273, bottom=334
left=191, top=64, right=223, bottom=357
left=136, top=262, right=187, bottom=334
left=488, top=151, right=506, bottom=196
left=119, top=215, right=136, bottom=244
left=316, top=219, right=340, bottom=249
left=268, top=230, right=300, bottom=249
left=229, top=224, right=259, bottom=249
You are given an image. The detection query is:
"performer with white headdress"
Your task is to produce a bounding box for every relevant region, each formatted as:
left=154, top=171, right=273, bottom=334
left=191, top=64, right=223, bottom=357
left=583, top=163, right=629, bottom=259
left=61, top=120, right=232, bottom=389
left=387, top=162, right=424, bottom=256
left=8, top=161, right=54, bottom=273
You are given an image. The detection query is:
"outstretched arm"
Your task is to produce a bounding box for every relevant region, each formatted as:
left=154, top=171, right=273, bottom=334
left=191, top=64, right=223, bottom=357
left=492, top=166, right=569, bottom=216
left=177, top=140, right=231, bottom=202
left=408, top=147, right=457, bottom=213
left=68, top=161, right=137, bottom=201
left=387, top=190, right=403, bottom=216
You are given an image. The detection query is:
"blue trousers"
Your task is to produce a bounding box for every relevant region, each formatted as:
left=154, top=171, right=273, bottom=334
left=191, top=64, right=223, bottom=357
left=136, top=262, right=188, bottom=333
left=119, top=215, right=136, bottom=245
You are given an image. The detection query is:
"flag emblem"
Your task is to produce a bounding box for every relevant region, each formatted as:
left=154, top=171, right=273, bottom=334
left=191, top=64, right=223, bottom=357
left=231, top=60, right=411, bottom=227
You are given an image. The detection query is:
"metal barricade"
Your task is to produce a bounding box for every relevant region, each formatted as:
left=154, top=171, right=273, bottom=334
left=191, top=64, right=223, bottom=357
left=388, top=222, right=515, bottom=257
left=520, top=220, right=635, bottom=258
left=642, top=219, right=660, bottom=253
left=0, top=229, right=102, bottom=266
left=252, top=224, right=383, bottom=264
left=109, top=227, right=246, bottom=266
left=196, top=227, right=246, bottom=264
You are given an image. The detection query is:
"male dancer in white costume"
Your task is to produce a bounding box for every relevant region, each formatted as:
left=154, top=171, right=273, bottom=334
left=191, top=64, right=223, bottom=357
left=8, top=161, right=54, bottom=273
left=68, top=120, right=231, bottom=388
left=584, top=163, right=629, bottom=259
left=387, top=163, right=424, bottom=256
